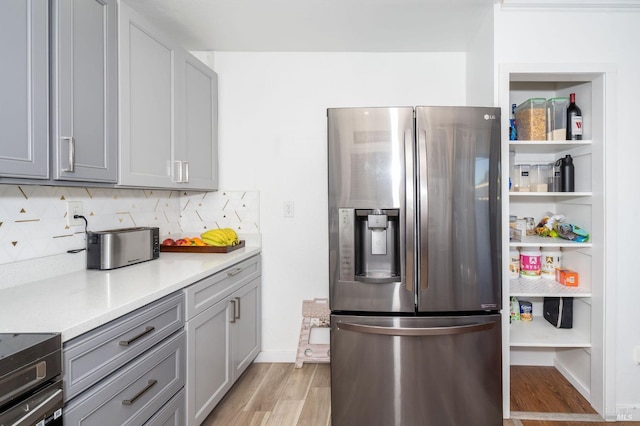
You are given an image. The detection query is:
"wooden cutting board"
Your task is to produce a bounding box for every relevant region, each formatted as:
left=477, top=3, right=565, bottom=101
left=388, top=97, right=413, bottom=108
left=160, top=240, right=245, bottom=253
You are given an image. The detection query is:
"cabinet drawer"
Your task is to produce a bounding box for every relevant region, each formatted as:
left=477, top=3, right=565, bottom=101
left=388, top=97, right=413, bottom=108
left=143, top=388, right=185, bottom=426
left=184, top=255, right=261, bottom=320
left=64, top=292, right=184, bottom=400
left=64, top=330, right=185, bottom=426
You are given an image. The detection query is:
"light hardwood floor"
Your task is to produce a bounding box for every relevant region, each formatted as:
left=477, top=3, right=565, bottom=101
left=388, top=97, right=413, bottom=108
left=202, top=363, right=639, bottom=426
left=202, top=363, right=330, bottom=426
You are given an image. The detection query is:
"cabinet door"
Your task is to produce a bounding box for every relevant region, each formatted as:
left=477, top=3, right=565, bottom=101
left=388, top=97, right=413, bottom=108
left=63, top=331, right=186, bottom=426
left=185, top=299, right=233, bottom=426
left=0, top=1, right=49, bottom=179
left=143, top=388, right=185, bottom=426
left=51, top=0, right=118, bottom=182
left=176, top=52, right=219, bottom=190
left=231, top=277, right=261, bottom=381
left=118, top=1, right=179, bottom=188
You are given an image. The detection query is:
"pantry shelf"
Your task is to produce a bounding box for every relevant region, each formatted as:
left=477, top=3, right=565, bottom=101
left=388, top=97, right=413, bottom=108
left=510, top=277, right=591, bottom=297
left=509, top=192, right=592, bottom=197
left=510, top=235, right=592, bottom=248
left=509, top=319, right=591, bottom=348
left=509, top=140, right=592, bottom=154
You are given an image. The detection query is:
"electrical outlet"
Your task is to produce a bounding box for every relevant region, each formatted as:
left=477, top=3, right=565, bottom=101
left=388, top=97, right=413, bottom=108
left=66, top=201, right=83, bottom=227
left=283, top=201, right=294, bottom=218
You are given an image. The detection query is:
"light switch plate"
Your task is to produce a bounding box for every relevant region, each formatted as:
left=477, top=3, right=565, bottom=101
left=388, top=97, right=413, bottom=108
left=283, top=201, right=294, bottom=218
left=635, top=345, right=640, bottom=364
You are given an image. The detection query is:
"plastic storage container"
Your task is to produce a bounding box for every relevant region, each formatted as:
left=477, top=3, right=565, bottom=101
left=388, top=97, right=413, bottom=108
left=541, top=247, right=562, bottom=278
left=546, top=97, right=569, bottom=140
left=515, top=98, right=547, bottom=140
left=520, top=247, right=542, bottom=279
left=530, top=164, right=550, bottom=192
left=513, top=164, right=530, bottom=192
left=509, top=249, right=520, bottom=279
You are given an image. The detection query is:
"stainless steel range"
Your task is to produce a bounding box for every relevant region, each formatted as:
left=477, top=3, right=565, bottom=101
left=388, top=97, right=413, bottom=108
left=0, top=333, right=63, bottom=425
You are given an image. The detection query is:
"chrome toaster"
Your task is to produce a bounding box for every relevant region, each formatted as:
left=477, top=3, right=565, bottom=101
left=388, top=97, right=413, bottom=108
left=86, top=227, right=160, bottom=270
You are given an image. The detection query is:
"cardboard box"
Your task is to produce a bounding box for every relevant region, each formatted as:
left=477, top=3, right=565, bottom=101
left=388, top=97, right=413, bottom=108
left=555, top=268, right=579, bottom=287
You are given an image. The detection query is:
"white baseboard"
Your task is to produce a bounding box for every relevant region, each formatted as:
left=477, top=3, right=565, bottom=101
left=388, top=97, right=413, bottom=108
left=254, top=351, right=297, bottom=363
left=554, top=358, right=590, bottom=402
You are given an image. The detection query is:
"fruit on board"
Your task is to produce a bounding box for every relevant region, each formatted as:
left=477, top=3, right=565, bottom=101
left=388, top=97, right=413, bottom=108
left=175, top=238, right=189, bottom=246
left=162, top=238, right=176, bottom=246
left=200, top=228, right=239, bottom=247
left=191, top=237, right=206, bottom=246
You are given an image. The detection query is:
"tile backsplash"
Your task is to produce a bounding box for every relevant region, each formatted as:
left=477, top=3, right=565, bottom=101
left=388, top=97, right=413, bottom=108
left=0, top=185, right=260, bottom=265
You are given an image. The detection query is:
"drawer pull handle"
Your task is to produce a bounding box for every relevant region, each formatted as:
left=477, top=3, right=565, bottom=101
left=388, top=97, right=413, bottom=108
left=227, top=267, right=243, bottom=277
left=122, top=379, right=157, bottom=405
left=230, top=299, right=237, bottom=323
left=119, top=326, right=155, bottom=346
left=235, top=296, right=241, bottom=320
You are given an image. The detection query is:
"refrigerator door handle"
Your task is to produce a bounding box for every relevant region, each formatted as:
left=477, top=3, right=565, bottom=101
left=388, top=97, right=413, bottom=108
left=336, top=321, right=495, bottom=336
left=416, top=127, right=428, bottom=291
left=404, top=128, right=415, bottom=294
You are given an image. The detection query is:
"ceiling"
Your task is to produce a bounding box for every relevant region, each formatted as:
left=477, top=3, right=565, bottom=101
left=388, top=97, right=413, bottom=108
left=123, top=0, right=497, bottom=52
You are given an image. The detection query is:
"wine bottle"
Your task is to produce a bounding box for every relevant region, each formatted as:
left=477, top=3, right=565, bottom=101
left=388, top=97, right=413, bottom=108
left=566, top=93, right=583, bottom=140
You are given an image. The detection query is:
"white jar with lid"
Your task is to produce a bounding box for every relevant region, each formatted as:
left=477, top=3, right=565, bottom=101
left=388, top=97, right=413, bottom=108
left=520, top=247, right=541, bottom=279
left=509, top=249, right=520, bottom=279
left=509, top=248, right=520, bottom=279
left=541, top=247, right=562, bottom=278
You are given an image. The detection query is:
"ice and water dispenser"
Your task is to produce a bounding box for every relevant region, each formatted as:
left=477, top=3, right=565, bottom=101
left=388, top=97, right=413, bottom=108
left=339, top=208, right=400, bottom=284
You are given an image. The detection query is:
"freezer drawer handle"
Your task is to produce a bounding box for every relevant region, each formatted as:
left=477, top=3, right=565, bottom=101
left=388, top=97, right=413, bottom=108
left=336, top=321, right=494, bottom=336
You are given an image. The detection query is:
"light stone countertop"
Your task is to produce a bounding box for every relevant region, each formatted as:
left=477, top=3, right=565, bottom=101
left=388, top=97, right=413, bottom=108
left=0, top=246, right=261, bottom=342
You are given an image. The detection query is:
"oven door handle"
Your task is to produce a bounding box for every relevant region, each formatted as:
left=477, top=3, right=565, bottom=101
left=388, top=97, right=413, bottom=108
left=336, top=321, right=495, bottom=336
left=12, top=388, right=63, bottom=426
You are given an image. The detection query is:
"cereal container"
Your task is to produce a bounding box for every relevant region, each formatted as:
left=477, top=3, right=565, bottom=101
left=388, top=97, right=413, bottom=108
left=546, top=97, right=569, bottom=140
left=515, top=98, right=547, bottom=140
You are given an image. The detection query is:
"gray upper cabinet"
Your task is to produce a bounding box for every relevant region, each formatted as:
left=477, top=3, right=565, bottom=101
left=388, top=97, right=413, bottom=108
left=118, top=1, right=177, bottom=188
left=0, top=1, right=49, bottom=179
left=51, top=0, right=118, bottom=183
left=118, top=1, right=218, bottom=190
left=177, top=54, right=219, bottom=190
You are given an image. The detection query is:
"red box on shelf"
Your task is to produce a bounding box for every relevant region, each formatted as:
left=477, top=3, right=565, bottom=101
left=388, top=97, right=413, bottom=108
left=556, top=268, right=579, bottom=287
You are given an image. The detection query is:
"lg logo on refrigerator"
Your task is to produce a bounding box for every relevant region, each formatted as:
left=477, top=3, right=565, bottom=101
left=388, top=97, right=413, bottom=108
left=483, top=114, right=496, bottom=120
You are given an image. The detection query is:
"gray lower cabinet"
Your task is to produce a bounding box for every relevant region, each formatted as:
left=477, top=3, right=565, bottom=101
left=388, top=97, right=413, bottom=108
left=184, top=255, right=262, bottom=425
left=63, top=292, right=186, bottom=425
left=0, top=0, right=49, bottom=179
left=144, top=388, right=185, bottom=426
left=230, top=278, right=261, bottom=381
left=64, top=330, right=185, bottom=425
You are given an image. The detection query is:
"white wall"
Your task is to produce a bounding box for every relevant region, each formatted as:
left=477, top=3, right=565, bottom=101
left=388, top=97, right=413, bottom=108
left=212, top=52, right=467, bottom=360
left=466, top=4, right=494, bottom=106
left=494, top=5, right=640, bottom=419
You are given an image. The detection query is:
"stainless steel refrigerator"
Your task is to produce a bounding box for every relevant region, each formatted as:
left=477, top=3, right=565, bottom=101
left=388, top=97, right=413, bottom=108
left=328, top=106, right=502, bottom=426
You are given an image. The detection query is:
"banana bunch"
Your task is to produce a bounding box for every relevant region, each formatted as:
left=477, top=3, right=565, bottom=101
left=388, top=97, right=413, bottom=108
left=200, top=228, right=239, bottom=247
